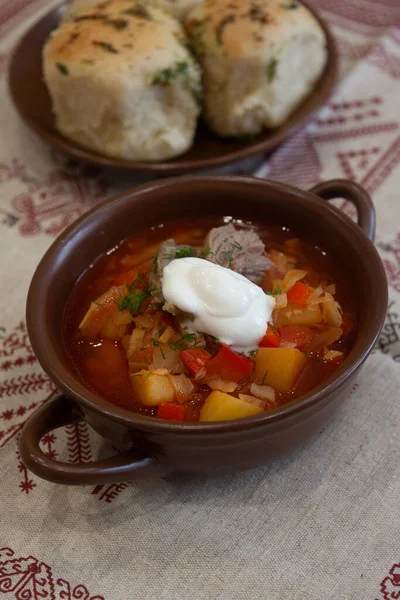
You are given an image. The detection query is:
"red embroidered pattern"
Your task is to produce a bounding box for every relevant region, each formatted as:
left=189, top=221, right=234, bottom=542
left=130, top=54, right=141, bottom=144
left=378, top=563, right=400, bottom=599
left=0, top=548, right=104, bottom=600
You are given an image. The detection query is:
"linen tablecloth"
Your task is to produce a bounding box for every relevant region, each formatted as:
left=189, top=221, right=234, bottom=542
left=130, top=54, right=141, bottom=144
left=1, top=1, right=400, bottom=598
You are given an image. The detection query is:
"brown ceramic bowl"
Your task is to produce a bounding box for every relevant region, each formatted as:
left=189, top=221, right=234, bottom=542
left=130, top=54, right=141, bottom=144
left=20, top=176, right=387, bottom=485
left=8, top=2, right=337, bottom=176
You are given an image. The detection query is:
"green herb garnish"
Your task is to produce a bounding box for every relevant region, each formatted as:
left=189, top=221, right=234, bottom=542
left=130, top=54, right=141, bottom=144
left=249, top=349, right=258, bottom=359
left=199, top=248, right=213, bottom=258
left=165, top=246, right=196, bottom=260
left=282, top=2, right=299, bottom=9
left=115, top=274, right=150, bottom=315
left=152, top=61, right=189, bottom=86
left=219, top=249, right=234, bottom=268
left=92, top=301, right=102, bottom=307
left=81, top=59, right=95, bottom=65
left=215, top=14, right=235, bottom=45
left=56, top=62, right=69, bottom=76
left=152, top=339, right=166, bottom=359
left=92, top=40, right=118, bottom=53
left=144, top=372, right=151, bottom=381
left=105, top=18, right=129, bottom=30
left=169, top=333, right=204, bottom=352
left=266, top=287, right=282, bottom=296
left=267, top=57, right=278, bottom=83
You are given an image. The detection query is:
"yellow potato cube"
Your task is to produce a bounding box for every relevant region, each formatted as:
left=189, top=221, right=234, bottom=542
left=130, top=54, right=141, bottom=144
left=130, top=371, right=175, bottom=406
left=255, top=348, right=306, bottom=393
left=200, top=391, right=264, bottom=422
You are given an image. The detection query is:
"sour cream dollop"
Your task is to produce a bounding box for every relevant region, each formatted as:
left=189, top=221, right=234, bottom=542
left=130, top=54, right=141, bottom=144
left=162, top=257, right=275, bottom=352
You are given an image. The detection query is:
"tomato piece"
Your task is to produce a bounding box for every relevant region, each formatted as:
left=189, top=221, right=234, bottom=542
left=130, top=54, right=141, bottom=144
left=113, top=268, right=139, bottom=287
left=286, top=282, right=314, bottom=307
left=206, top=345, right=253, bottom=383
left=181, top=348, right=212, bottom=377
left=259, top=326, right=281, bottom=348
left=157, top=403, right=186, bottom=421
left=278, top=325, right=318, bottom=351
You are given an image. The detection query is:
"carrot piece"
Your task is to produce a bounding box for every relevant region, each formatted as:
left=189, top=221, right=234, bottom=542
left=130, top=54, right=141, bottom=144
left=157, top=403, right=186, bottom=421
left=287, top=281, right=314, bottom=307
left=259, top=326, right=281, bottom=348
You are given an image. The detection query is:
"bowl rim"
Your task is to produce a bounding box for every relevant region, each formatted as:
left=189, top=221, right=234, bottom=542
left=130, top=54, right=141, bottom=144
left=26, top=174, right=388, bottom=434
left=8, top=0, right=338, bottom=175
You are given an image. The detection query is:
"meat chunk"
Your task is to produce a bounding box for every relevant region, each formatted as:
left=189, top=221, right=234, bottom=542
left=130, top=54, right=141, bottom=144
left=149, top=239, right=197, bottom=305
left=202, top=224, right=272, bottom=283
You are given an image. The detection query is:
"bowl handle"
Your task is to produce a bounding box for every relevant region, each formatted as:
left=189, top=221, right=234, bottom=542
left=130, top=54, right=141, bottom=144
left=308, top=179, right=375, bottom=241
left=18, top=394, right=169, bottom=485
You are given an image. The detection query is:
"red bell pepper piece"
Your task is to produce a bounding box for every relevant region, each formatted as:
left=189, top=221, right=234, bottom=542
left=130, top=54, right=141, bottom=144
left=157, top=403, right=186, bottom=422
left=206, top=344, right=253, bottom=382
left=113, top=268, right=139, bottom=287
left=287, top=281, right=314, bottom=307
left=181, top=348, right=212, bottom=378
left=278, top=325, right=318, bottom=351
left=259, top=326, right=281, bottom=348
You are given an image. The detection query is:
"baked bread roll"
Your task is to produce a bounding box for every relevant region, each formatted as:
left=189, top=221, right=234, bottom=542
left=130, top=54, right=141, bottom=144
left=185, top=0, right=327, bottom=137
left=64, top=0, right=204, bottom=22
left=44, top=0, right=202, bottom=161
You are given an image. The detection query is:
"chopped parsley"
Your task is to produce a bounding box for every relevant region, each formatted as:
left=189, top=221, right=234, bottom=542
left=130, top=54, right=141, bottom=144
left=249, top=349, right=258, bottom=359
left=267, top=57, right=278, bottom=83
left=165, top=246, right=196, bottom=260
left=92, top=300, right=102, bottom=307
left=56, top=62, right=69, bottom=76
left=92, top=40, right=118, bottom=54
left=115, top=274, right=150, bottom=315
left=152, top=61, right=189, bottom=86
left=266, top=287, right=282, bottom=296
left=144, top=372, right=151, bottom=381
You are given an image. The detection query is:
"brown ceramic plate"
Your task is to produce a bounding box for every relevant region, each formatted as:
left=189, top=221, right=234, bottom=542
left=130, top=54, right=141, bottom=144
left=8, top=2, right=337, bottom=175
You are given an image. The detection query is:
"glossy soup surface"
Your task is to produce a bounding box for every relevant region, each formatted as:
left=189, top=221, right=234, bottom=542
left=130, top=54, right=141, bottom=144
left=63, top=217, right=356, bottom=422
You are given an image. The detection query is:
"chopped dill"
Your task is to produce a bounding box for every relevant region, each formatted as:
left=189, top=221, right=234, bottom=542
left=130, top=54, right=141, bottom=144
left=165, top=246, right=196, bottom=260
left=115, top=274, right=150, bottom=314
left=152, top=339, right=166, bottom=359
left=266, top=287, right=282, bottom=296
